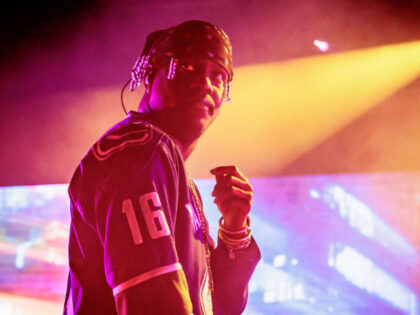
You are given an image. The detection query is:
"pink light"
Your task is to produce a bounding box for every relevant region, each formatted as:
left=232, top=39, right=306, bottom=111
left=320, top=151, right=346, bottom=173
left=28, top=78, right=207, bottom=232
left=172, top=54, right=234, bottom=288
left=313, top=40, right=329, bottom=52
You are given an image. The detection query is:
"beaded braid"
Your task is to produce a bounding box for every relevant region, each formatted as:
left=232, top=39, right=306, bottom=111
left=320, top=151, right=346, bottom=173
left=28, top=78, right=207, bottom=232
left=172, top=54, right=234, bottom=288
left=129, top=30, right=165, bottom=91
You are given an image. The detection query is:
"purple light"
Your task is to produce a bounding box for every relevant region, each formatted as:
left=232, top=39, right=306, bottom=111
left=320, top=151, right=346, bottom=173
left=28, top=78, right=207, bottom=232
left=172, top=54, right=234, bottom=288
left=314, top=40, right=329, bottom=52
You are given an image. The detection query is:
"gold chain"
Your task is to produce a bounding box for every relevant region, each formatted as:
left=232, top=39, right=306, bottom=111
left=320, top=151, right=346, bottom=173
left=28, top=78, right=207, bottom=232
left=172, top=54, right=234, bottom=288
left=188, top=176, right=214, bottom=293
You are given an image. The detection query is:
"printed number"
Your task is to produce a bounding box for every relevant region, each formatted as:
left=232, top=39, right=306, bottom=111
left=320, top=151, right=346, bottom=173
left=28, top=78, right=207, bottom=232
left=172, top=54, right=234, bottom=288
left=122, top=199, right=144, bottom=244
left=122, top=192, right=170, bottom=244
left=139, top=192, right=171, bottom=239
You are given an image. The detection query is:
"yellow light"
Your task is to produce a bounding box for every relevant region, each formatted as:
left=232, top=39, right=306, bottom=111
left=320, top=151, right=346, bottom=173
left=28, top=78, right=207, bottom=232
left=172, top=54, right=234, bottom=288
left=188, top=41, right=420, bottom=177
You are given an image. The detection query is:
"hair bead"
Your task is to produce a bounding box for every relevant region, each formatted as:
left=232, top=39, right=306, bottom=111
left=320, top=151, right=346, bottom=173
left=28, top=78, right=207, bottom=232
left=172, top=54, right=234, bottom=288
left=224, top=80, right=232, bottom=103
left=167, top=57, right=177, bottom=80
left=129, top=55, right=150, bottom=92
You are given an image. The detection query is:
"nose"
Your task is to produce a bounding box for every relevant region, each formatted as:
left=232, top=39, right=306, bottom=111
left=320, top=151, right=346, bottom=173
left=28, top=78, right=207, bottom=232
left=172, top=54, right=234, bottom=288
left=189, top=72, right=213, bottom=94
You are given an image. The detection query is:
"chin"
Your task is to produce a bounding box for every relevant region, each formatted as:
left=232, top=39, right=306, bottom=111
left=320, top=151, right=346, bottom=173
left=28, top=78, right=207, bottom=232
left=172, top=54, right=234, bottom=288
left=175, top=120, right=209, bottom=143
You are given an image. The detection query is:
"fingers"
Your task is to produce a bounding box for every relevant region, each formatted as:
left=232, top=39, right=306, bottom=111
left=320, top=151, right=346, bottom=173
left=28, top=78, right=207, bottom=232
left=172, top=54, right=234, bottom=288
left=210, top=165, right=247, bottom=182
left=211, top=175, right=252, bottom=197
left=211, top=165, right=253, bottom=223
left=210, top=165, right=252, bottom=193
left=213, top=185, right=252, bottom=205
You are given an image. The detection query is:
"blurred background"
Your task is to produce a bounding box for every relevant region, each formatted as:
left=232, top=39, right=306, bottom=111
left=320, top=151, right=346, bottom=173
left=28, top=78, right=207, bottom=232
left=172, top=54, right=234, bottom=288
left=1, top=0, right=420, bottom=314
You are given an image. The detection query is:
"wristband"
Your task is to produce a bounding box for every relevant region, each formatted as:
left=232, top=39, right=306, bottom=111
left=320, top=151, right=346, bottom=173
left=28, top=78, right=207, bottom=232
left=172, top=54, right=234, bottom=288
left=218, top=216, right=252, bottom=259
left=218, top=216, right=251, bottom=235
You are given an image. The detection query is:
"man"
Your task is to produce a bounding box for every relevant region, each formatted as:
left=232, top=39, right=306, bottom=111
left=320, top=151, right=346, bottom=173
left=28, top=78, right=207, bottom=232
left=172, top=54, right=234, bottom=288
left=64, top=20, right=260, bottom=315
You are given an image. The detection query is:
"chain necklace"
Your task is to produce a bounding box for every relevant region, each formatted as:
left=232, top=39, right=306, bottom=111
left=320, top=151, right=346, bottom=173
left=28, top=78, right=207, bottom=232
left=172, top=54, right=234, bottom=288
left=188, top=176, right=214, bottom=293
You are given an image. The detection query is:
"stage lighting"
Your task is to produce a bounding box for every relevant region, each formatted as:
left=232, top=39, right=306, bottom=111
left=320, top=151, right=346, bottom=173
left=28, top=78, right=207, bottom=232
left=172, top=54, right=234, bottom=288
left=314, top=39, right=329, bottom=52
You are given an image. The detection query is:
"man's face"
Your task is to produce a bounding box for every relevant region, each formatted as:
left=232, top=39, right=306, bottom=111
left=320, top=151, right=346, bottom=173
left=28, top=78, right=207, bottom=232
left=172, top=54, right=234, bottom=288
left=147, top=58, right=228, bottom=142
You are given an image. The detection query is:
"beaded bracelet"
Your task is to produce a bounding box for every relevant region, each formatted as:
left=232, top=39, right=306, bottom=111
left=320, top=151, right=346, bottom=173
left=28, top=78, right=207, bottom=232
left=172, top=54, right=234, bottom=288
left=218, top=217, right=251, bottom=235
left=218, top=217, right=252, bottom=259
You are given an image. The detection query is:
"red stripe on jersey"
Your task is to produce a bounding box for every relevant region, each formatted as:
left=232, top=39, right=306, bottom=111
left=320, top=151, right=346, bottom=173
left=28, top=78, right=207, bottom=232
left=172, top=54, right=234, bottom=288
left=92, top=125, right=152, bottom=161
left=113, top=262, right=183, bottom=296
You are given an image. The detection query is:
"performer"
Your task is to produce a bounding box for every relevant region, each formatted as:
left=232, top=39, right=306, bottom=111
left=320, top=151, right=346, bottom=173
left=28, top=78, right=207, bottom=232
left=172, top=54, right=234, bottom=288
left=64, top=20, right=260, bottom=315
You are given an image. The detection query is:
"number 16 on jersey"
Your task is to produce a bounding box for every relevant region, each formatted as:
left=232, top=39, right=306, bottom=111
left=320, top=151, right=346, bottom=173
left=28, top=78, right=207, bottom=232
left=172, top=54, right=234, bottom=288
left=122, top=192, right=170, bottom=244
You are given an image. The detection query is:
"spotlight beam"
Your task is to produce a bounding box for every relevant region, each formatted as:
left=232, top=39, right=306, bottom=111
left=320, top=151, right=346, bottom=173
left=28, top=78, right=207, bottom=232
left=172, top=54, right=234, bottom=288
left=188, top=41, right=420, bottom=177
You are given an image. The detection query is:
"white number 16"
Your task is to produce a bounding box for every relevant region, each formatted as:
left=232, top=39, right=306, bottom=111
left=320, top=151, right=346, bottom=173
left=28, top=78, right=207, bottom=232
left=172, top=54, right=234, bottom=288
left=122, top=192, right=170, bottom=244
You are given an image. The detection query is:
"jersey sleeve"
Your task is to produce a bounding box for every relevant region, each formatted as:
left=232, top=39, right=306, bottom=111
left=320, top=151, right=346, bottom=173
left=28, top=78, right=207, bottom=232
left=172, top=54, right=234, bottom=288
left=211, top=236, right=261, bottom=315
left=74, top=124, right=193, bottom=315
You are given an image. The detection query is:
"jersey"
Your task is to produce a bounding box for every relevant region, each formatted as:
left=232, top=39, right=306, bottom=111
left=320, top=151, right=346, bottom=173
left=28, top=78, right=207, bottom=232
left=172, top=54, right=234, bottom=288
left=64, top=111, right=261, bottom=315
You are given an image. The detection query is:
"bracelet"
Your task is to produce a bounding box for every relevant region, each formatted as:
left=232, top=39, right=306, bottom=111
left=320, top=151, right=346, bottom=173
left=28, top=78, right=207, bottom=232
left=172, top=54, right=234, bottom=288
left=219, top=231, right=251, bottom=245
left=218, top=216, right=252, bottom=259
left=219, top=216, right=251, bottom=235
left=218, top=230, right=252, bottom=259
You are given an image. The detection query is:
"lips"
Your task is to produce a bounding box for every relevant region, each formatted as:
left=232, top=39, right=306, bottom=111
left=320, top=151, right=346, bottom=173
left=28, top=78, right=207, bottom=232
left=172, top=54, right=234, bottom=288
left=188, top=96, right=215, bottom=115
left=201, top=98, right=214, bottom=111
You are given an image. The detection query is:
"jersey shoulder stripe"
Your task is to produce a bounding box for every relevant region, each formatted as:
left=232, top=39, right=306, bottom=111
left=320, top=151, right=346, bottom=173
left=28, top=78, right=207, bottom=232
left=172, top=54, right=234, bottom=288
left=92, top=120, right=153, bottom=161
left=112, top=262, right=182, bottom=296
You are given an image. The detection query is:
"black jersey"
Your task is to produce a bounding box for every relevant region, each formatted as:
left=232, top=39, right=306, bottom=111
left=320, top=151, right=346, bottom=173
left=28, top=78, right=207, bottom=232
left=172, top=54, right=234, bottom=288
left=64, top=111, right=260, bottom=315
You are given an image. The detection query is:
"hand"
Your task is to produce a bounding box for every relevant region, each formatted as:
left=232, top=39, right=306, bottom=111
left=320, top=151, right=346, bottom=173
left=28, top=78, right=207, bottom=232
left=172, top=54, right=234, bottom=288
left=210, top=166, right=253, bottom=231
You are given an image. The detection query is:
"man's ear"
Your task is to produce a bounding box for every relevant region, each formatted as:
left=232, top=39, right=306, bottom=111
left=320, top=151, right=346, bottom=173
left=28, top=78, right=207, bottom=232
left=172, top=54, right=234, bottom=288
left=144, top=68, right=156, bottom=94
left=144, top=75, right=151, bottom=94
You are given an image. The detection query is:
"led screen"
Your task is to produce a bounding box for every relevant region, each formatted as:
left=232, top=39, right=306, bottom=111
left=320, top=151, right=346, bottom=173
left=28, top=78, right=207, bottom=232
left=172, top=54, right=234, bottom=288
left=0, top=173, right=419, bottom=314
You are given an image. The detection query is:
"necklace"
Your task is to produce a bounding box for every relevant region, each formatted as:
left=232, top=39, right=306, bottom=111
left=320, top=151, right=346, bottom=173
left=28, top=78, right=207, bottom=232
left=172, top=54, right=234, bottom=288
left=188, top=176, right=214, bottom=293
